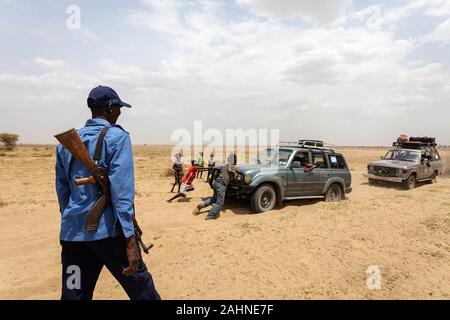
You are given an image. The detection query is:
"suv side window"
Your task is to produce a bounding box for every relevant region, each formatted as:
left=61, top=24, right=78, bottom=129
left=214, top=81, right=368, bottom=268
left=292, top=151, right=309, bottom=167
left=311, top=152, right=328, bottom=168
left=328, top=154, right=347, bottom=169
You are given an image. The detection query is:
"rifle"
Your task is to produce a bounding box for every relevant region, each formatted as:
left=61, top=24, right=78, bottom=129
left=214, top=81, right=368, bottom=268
left=54, top=128, right=152, bottom=254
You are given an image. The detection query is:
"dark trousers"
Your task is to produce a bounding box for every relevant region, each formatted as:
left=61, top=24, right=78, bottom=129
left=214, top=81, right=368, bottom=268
left=60, top=236, right=160, bottom=300
left=202, top=179, right=226, bottom=218
left=206, top=166, right=214, bottom=182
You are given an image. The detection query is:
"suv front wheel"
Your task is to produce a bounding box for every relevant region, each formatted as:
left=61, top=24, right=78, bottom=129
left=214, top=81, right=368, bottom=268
left=250, top=184, right=277, bottom=213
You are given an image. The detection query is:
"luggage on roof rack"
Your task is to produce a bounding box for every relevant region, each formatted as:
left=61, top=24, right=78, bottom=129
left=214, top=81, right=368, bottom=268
left=409, top=136, right=435, bottom=144
left=298, top=140, right=324, bottom=148
left=278, top=140, right=335, bottom=151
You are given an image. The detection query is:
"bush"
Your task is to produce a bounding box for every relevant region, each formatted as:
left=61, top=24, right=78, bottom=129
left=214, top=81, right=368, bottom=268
left=0, top=133, right=19, bottom=151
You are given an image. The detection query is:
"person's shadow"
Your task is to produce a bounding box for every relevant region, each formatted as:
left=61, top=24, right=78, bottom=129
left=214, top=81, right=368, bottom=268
left=197, top=197, right=323, bottom=216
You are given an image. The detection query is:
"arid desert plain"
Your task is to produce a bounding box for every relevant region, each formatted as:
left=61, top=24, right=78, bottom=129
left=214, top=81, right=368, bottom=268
left=0, top=145, right=449, bottom=299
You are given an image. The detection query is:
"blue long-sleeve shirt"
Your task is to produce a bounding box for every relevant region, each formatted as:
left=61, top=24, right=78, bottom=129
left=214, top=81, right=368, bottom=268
left=56, top=118, right=135, bottom=241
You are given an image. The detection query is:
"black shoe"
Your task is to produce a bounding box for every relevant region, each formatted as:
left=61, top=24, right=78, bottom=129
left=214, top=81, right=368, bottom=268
left=205, top=213, right=219, bottom=220
left=192, top=204, right=202, bottom=215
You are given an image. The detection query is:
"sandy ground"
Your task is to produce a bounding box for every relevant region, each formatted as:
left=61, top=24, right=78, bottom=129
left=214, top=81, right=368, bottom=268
left=0, top=145, right=449, bottom=300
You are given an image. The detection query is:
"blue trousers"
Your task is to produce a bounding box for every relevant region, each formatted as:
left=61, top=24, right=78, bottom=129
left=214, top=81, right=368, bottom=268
left=202, top=179, right=227, bottom=218
left=60, top=236, right=160, bottom=300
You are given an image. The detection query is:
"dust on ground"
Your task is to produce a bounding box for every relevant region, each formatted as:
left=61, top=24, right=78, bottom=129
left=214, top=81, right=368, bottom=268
left=0, top=146, right=449, bottom=299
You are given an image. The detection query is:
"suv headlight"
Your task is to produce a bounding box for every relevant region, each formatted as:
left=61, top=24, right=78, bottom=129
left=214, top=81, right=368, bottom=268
left=368, top=165, right=374, bottom=171
left=397, top=168, right=409, bottom=175
left=235, top=173, right=243, bottom=182
left=244, top=173, right=252, bottom=185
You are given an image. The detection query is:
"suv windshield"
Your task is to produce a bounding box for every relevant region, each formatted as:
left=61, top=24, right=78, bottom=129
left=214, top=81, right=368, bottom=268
left=384, top=150, right=421, bottom=162
left=256, top=148, right=292, bottom=166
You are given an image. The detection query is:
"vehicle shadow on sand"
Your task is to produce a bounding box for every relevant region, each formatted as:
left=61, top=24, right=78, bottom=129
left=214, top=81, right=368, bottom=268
left=362, top=181, right=430, bottom=191
left=197, top=197, right=326, bottom=216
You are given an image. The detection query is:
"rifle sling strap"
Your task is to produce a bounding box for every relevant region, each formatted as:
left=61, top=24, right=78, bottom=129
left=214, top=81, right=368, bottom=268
left=93, top=126, right=110, bottom=162
left=85, top=126, right=110, bottom=231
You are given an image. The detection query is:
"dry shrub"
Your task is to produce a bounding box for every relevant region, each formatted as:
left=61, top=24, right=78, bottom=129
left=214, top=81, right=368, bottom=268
left=0, top=133, right=19, bottom=151
left=34, top=153, right=53, bottom=158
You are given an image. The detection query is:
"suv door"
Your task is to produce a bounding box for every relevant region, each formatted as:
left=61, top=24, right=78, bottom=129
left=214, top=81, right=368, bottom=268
left=309, top=151, right=330, bottom=194
left=286, top=150, right=315, bottom=196
left=327, top=153, right=350, bottom=186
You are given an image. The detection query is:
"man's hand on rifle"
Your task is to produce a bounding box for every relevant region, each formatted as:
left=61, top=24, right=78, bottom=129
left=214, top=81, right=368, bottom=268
left=123, top=235, right=141, bottom=276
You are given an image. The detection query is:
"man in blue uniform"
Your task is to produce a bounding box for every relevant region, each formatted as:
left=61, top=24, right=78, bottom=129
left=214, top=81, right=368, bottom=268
left=55, top=85, right=160, bottom=300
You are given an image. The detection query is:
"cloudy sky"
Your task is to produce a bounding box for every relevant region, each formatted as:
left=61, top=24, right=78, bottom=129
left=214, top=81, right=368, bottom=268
left=1, top=0, right=449, bottom=145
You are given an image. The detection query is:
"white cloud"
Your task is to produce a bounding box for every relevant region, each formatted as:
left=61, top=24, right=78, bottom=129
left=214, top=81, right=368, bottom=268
left=1, top=1, right=450, bottom=144
left=128, top=0, right=183, bottom=35
left=236, top=0, right=352, bottom=23
left=424, top=0, right=450, bottom=16
left=33, top=57, right=64, bottom=69
left=351, top=0, right=450, bottom=31
left=423, top=18, right=450, bottom=43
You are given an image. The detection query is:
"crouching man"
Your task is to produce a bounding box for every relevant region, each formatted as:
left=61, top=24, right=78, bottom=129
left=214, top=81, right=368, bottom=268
left=193, top=153, right=238, bottom=220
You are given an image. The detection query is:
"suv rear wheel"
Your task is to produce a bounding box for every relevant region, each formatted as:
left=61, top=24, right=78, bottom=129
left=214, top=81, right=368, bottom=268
left=325, top=184, right=342, bottom=202
left=403, top=174, right=416, bottom=190
left=250, top=184, right=277, bottom=213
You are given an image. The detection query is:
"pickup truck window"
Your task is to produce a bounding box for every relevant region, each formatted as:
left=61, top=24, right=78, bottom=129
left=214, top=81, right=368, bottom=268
left=384, top=150, right=420, bottom=162
left=329, top=154, right=347, bottom=169
left=431, top=150, right=441, bottom=161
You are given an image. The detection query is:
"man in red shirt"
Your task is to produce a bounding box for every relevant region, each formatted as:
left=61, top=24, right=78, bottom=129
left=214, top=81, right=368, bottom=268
left=167, top=160, right=199, bottom=202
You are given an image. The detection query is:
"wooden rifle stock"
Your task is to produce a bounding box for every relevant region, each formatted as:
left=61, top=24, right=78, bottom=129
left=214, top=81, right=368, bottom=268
left=55, top=128, right=109, bottom=231
left=54, top=129, right=97, bottom=171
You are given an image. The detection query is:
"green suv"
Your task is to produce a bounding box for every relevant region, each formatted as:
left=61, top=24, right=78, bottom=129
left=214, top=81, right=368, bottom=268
left=210, top=140, right=352, bottom=213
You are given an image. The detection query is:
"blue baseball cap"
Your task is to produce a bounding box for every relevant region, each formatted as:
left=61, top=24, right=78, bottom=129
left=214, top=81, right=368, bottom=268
left=87, top=85, right=132, bottom=108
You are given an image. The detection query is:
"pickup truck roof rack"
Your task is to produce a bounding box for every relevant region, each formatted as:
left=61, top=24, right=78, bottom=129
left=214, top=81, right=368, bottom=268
left=393, top=136, right=437, bottom=149
left=278, top=140, right=335, bottom=152
left=393, top=141, right=437, bottom=149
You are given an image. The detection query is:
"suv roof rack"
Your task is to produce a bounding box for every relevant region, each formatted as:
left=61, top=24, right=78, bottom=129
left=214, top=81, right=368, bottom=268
left=278, top=139, right=335, bottom=152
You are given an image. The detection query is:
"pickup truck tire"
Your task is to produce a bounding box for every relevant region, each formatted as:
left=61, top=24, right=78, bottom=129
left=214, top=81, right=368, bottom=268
left=325, top=183, right=342, bottom=202
left=403, top=174, right=416, bottom=190
left=428, top=171, right=438, bottom=184
left=250, top=184, right=276, bottom=213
